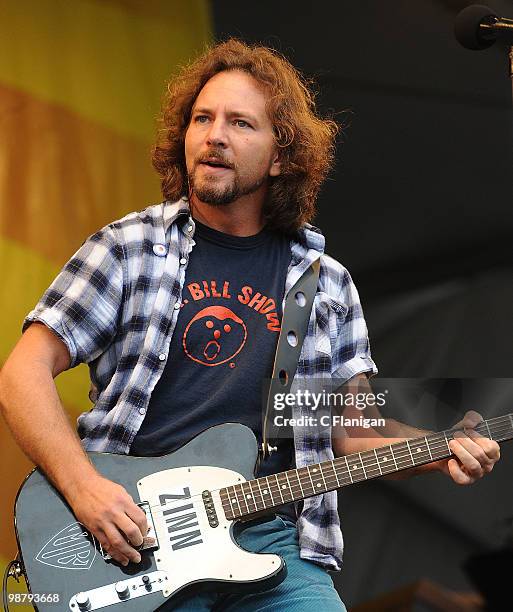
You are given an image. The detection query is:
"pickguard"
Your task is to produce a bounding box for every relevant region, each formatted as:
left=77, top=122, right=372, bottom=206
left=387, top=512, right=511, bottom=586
left=137, top=465, right=282, bottom=598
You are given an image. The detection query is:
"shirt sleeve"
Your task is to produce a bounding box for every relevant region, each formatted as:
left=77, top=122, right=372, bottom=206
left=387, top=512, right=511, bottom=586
left=23, top=226, right=124, bottom=368
left=330, top=266, right=378, bottom=383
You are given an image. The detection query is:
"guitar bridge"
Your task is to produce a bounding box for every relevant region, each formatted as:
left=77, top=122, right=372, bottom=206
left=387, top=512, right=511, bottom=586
left=101, top=502, right=159, bottom=561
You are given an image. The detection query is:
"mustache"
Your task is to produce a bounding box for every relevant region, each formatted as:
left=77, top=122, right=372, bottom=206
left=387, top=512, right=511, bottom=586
left=195, top=150, right=234, bottom=169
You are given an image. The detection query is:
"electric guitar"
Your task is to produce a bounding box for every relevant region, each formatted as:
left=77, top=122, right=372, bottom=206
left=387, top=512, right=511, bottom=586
left=13, top=416, right=513, bottom=611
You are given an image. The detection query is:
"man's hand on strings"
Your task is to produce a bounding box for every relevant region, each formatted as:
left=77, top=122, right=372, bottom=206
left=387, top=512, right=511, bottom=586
left=437, top=410, right=500, bottom=485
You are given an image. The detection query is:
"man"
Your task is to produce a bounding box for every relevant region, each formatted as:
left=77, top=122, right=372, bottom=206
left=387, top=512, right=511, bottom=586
left=0, top=39, right=500, bottom=611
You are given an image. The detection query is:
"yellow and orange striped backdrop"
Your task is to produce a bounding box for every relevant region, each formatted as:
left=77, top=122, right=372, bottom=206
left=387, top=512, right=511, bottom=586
left=0, top=0, right=212, bottom=596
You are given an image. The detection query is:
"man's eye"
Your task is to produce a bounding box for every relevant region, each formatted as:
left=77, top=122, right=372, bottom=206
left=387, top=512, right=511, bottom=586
left=234, top=119, right=250, bottom=128
left=195, top=115, right=209, bottom=123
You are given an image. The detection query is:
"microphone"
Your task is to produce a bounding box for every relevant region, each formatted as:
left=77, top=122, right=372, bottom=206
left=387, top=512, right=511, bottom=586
left=455, top=4, right=513, bottom=50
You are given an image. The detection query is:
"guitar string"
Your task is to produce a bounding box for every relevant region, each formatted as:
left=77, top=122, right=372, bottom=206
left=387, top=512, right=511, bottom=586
left=140, top=418, right=512, bottom=519
left=142, top=419, right=512, bottom=517
left=146, top=445, right=509, bottom=522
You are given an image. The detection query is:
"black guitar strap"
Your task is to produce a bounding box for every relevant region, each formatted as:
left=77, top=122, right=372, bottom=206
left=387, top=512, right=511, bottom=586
left=261, top=258, right=320, bottom=458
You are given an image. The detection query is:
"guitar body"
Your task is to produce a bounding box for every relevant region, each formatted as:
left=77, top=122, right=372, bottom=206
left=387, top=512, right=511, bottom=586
left=14, top=423, right=285, bottom=611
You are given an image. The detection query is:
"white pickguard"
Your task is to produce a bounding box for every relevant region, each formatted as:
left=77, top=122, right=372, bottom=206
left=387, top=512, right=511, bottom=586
left=137, top=466, right=283, bottom=598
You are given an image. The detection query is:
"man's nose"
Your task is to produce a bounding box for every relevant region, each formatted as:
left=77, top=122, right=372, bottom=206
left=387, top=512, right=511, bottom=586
left=206, top=119, right=228, bottom=148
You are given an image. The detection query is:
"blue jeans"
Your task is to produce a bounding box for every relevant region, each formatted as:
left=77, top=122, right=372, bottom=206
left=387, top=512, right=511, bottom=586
left=161, top=516, right=346, bottom=611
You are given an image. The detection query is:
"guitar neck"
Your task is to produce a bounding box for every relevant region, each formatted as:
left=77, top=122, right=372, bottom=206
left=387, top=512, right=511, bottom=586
left=220, top=413, right=513, bottom=521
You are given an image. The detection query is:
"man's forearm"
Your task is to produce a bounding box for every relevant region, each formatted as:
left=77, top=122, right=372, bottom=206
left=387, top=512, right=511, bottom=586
left=0, top=358, right=100, bottom=498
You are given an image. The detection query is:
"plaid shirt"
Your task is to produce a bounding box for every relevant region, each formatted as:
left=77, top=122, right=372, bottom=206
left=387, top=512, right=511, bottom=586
left=24, top=198, right=377, bottom=570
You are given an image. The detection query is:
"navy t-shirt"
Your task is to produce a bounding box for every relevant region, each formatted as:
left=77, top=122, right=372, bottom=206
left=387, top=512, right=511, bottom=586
left=131, top=219, right=297, bottom=520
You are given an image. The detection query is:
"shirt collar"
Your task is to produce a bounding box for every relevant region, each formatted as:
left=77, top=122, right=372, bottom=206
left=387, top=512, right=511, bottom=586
left=163, top=197, right=191, bottom=233
left=295, top=222, right=325, bottom=254
left=162, top=197, right=325, bottom=256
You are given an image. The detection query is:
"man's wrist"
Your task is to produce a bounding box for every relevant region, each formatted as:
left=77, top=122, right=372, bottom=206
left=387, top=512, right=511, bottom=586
left=58, top=460, right=101, bottom=502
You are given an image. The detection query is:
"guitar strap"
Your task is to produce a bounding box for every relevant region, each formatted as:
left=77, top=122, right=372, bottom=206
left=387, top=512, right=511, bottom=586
left=261, top=258, right=320, bottom=458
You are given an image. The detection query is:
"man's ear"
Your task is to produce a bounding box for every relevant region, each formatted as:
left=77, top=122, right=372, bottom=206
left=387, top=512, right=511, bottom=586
left=269, top=152, right=281, bottom=177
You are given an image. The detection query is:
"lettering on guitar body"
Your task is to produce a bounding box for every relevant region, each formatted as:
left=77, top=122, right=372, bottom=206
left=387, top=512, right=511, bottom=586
left=159, top=487, right=203, bottom=551
left=35, top=522, right=96, bottom=570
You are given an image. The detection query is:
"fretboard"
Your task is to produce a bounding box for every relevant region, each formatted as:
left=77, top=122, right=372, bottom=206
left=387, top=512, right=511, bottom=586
left=220, top=413, right=513, bottom=521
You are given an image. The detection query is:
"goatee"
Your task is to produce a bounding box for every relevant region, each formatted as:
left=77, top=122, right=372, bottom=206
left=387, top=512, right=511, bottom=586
left=187, top=171, right=267, bottom=206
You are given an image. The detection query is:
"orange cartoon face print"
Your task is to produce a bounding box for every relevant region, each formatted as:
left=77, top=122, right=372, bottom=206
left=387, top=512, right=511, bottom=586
left=182, top=305, right=247, bottom=367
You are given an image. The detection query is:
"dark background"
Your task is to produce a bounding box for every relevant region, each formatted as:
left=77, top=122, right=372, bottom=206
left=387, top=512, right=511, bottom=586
left=213, top=1, right=513, bottom=608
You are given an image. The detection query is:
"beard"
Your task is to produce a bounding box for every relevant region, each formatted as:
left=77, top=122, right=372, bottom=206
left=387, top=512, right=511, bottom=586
left=188, top=166, right=268, bottom=206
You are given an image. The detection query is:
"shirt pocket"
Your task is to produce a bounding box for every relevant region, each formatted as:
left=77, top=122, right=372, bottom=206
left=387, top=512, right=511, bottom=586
left=313, top=291, right=349, bottom=355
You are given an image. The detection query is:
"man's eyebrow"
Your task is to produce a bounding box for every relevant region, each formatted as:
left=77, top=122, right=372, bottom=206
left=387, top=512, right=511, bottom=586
left=191, top=107, right=260, bottom=124
left=191, top=107, right=211, bottom=115
left=228, top=110, right=259, bottom=124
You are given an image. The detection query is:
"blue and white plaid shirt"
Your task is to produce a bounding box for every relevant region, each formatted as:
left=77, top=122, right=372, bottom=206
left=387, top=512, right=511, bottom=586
left=24, top=197, right=377, bottom=570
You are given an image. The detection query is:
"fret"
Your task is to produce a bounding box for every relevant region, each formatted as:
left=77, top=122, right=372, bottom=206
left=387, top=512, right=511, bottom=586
left=265, top=476, right=275, bottom=506
left=293, top=468, right=305, bottom=498
left=428, top=436, right=440, bottom=460
left=389, top=444, right=399, bottom=471
left=375, top=446, right=393, bottom=475
left=443, top=431, right=451, bottom=455
left=428, top=434, right=445, bottom=460
left=323, top=461, right=338, bottom=488
left=241, top=481, right=257, bottom=513
left=240, top=482, right=252, bottom=514
left=220, top=488, right=232, bottom=518
left=393, top=442, right=412, bottom=469
left=484, top=420, right=492, bottom=440
left=358, top=452, right=367, bottom=479
left=248, top=479, right=262, bottom=511
left=255, top=477, right=267, bottom=510
left=284, top=470, right=294, bottom=501
left=348, top=455, right=366, bottom=481
left=494, top=422, right=513, bottom=442
left=331, top=459, right=341, bottom=487
left=274, top=474, right=285, bottom=504
left=277, top=472, right=293, bottom=503
left=309, top=466, right=323, bottom=493
left=306, top=465, right=316, bottom=492
left=298, top=467, right=315, bottom=495
left=335, top=458, right=352, bottom=484
left=344, top=456, right=353, bottom=483
left=318, top=463, right=328, bottom=491
left=413, top=439, right=429, bottom=458
left=229, top=485, right=242, bottom=517
left=486, top=416, right=512, bottom=442
left=410, top=439, right=432, bottom=468
left=425, top=435, right=433, bottom=460
left=270, top=474, right=283, bottom=503
left=363, top=449, right=381, bottom=477
left=374, top=449, right=383, bottom=476
left=294, top=468, right=303, bottom=494
left=406, top=440, right=415, bottom=466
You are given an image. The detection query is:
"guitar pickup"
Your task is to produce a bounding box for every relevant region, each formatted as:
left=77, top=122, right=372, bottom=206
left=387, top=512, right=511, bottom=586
left=101, top=501, right=159, bottom=561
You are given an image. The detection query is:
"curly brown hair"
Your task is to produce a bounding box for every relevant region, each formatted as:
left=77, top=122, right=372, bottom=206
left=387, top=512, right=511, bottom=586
left=152, top=38, right=339, bottom=233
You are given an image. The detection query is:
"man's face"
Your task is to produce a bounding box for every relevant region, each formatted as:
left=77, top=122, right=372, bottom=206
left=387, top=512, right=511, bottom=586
left=185, top=70, right=281, bottom=206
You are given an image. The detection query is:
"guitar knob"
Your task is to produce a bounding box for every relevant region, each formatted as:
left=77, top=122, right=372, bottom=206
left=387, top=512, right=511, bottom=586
left=115, top=581, right=130, bottom=600
left=142, top=574, right=152, bottom=591
left=75, top=592, right=91, bottom=611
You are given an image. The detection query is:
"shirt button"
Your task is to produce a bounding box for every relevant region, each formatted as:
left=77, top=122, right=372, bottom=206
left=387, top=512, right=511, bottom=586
left=187, top=225, right=193, bottom=233
left=153, top=244, right=167, bottom=256
left=180, top=257, right=187, bottom=265
left=139, top=408, right=146, bottom=415
left=174, top=302, right=181, bottom=310
left=158, top=353, right=167, bottom=361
